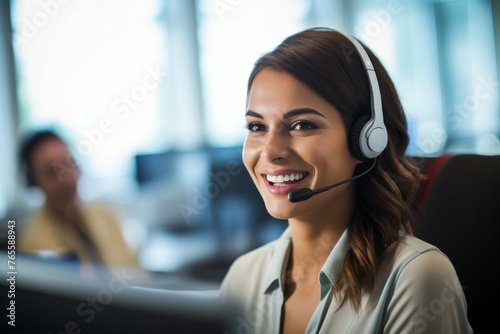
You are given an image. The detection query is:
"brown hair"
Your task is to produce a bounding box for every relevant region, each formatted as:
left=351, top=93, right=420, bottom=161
left=247, top=27, right=423, bottom=311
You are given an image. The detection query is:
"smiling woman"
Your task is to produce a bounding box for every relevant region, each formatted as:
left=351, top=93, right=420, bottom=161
left=219, top=28, right=473, bottom=334
left=244, top=70, right=360, bottom=222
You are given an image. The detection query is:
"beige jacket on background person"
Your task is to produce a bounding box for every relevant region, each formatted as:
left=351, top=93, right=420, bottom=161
left=18, top=203, right=140, bottom=269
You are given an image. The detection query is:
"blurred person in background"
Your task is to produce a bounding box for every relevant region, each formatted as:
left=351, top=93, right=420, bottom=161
left=17, top=130, right=142, bottom=276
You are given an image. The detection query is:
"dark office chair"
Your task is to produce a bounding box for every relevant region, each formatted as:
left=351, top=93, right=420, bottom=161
left=415, top=154, right=500, bottom=333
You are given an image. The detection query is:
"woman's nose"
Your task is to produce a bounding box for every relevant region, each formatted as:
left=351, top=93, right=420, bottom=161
left=260, top=128, right=291, bottom=162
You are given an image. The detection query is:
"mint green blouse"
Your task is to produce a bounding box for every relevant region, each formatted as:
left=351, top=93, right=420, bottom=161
left=220, top=227, right=473, bottom=333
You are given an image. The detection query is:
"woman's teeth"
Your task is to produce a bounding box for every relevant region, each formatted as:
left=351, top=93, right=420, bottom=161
left=266, top=173, right=305, bottom=184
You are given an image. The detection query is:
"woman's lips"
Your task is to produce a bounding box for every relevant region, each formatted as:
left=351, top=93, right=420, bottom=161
left=261, top=171, right=309, bottom=195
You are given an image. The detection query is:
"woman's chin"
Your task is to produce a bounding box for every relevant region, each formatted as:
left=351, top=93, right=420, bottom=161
left=264, top=203, right=294, bottom=220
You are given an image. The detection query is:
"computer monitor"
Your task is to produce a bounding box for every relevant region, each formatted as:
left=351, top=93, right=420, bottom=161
left=2, top=252, right=237, bottom=333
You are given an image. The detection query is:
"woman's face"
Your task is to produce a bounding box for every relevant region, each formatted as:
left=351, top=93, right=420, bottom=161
left=30, top=139, right=79, bottom=204
left=243, top=69, right=360, bottom=220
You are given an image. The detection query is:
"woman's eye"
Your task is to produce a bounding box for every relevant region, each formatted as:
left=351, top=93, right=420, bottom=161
left=246, top=123, right=266, bottom=132
left=291, top=121, right=317, bottom=131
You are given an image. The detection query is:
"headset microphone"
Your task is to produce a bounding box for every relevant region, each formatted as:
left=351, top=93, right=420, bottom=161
left=288, top=158, right=377, bottom=203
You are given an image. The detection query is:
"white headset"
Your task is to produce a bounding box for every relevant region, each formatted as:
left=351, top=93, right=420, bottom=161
left=335, top=30, right=388, bottom=161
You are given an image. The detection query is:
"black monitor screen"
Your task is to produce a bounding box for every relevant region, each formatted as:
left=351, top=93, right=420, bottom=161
left=2, top=253, right=236, bottom=334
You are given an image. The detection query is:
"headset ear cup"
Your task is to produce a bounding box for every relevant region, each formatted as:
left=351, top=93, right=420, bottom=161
left=349, top=114, right=371, bottom=162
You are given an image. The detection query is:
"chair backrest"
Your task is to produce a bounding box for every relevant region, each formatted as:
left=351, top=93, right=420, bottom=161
left=415, top=154, right=500, bottom=333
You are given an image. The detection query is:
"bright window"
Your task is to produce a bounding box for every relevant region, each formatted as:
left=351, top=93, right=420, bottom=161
left=11, top=0, right=168, bottom=198
left=196, top=0, right=310, bottom=147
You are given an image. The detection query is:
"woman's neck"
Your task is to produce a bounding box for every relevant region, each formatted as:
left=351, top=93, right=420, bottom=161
left=287, top=186, right=354, bottom=279
left=287, top=222, right=346, bottom=280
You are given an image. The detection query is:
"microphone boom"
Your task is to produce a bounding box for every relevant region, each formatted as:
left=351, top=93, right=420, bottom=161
left=287, top=158, right=377, bottom=203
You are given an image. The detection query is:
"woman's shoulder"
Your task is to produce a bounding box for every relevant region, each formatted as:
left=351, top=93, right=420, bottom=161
left=388, top=232, right=460, bottom=283
left=380, top=234, right=471, bottom=333
left=219, top=238, right=286, bottom=301
left=226, top=238, right=282, bottom=275
left=374, top=232, right=462, bottom=293
left=393, top=232, right=443, bottom=262
left=398, top=233, right=438, bottom=253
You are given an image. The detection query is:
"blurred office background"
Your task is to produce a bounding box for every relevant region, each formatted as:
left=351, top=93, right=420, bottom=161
left=0, top=0, right=499, bottom=281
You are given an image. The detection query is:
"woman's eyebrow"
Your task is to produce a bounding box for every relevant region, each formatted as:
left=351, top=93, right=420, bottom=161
left=245, top=108, right=326, bottom=120
left=283, top=108, right=326, bottom=119
left=245, top=110, right=263, bottom=119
